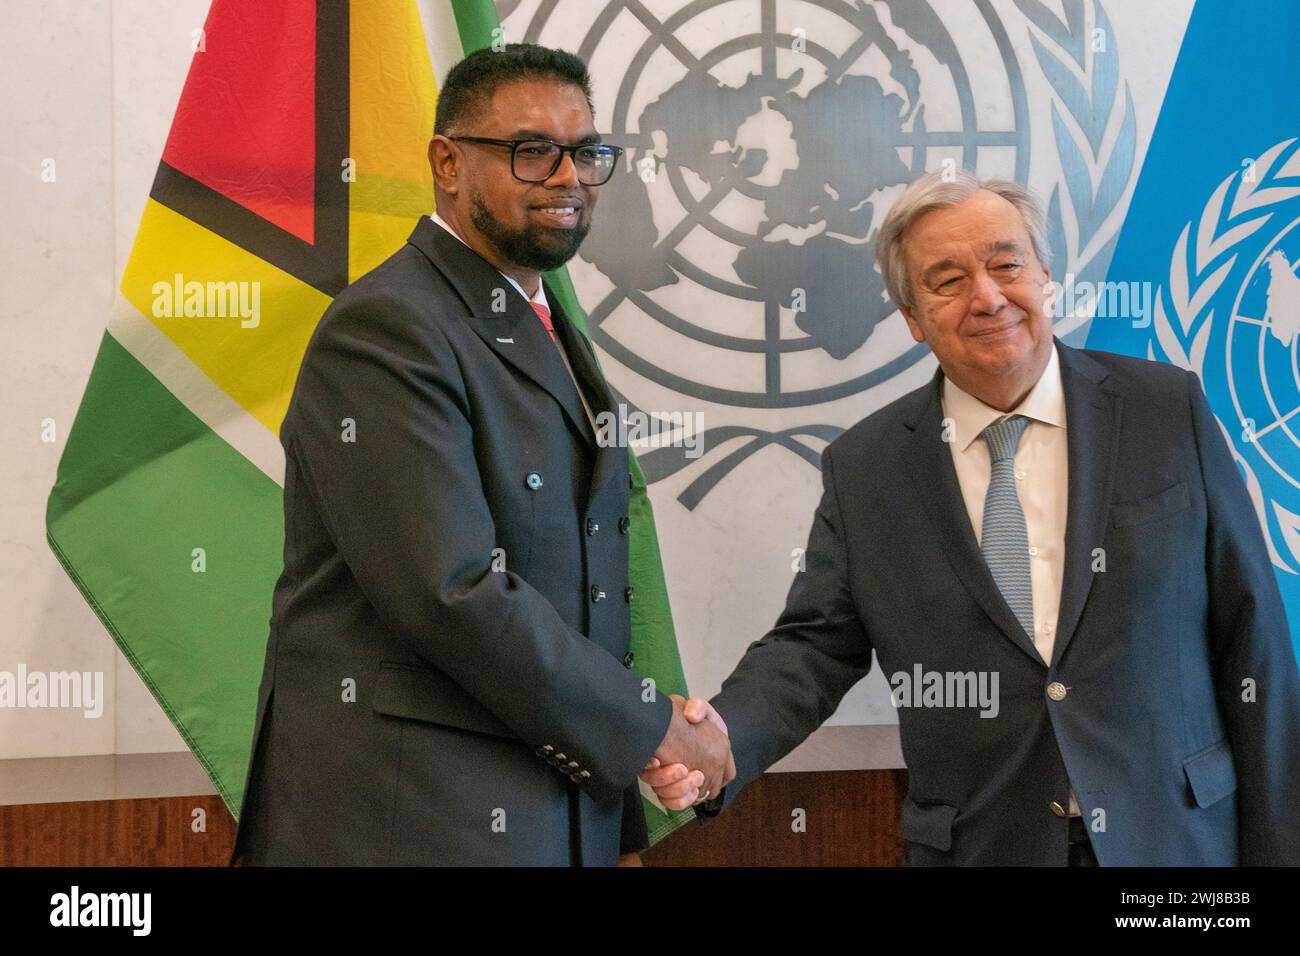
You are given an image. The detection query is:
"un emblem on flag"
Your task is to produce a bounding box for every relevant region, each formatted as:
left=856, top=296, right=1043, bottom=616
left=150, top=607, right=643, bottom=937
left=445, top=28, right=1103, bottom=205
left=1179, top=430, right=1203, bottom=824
left=1152, top=137, right=1300, bottom=570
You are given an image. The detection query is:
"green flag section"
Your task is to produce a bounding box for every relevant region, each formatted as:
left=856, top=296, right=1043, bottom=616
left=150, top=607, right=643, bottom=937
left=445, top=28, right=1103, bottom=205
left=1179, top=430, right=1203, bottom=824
left=47, top=334, right=284, bottom=805
left=47, top=0, right=694, bottom=847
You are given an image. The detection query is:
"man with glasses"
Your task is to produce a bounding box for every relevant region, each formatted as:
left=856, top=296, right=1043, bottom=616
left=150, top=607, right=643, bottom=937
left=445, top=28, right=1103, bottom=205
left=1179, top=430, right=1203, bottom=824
left=230, top=43, right=731, bottom=867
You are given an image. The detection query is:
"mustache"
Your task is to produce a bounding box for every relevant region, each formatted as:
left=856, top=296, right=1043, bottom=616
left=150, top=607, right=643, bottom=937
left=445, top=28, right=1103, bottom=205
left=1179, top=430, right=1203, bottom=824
left=529, top=195, right=587, bottom=209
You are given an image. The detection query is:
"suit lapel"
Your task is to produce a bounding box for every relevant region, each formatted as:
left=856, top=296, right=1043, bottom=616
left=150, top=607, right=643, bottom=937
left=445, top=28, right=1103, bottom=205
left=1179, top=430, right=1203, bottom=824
left=1050, top=342, right=1122, bottom=668
left=406, top=217, right=594, bottom=446
left=899, top=369, right=1046, bottom=665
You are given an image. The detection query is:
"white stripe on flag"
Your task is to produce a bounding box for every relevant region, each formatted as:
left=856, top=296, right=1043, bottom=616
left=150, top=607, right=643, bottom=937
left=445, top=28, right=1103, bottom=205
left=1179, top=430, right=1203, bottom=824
left=417, top=0, right=471, bottom=82
left=106, top=295, right=287, bottom=487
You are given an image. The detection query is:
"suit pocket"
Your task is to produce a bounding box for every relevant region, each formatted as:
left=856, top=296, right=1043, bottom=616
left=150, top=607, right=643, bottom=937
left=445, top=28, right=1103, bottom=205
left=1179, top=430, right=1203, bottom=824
left=1183, top=738, right=1238, bottom=808
left=1110, top=481, right=1190, bottom=528
left=371, top=662, right=517, bottom=741
left=901, top=798, right=959, bottom=851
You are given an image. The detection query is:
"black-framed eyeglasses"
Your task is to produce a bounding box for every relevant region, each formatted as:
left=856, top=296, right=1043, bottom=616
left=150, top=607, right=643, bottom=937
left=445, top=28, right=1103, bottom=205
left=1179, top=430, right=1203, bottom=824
left=449, top=136, right=624, bottom=185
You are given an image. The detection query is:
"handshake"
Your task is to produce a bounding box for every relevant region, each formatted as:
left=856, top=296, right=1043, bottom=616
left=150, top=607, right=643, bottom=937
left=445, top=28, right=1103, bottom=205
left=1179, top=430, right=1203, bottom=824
left=641, top=695, right=735, bottom=810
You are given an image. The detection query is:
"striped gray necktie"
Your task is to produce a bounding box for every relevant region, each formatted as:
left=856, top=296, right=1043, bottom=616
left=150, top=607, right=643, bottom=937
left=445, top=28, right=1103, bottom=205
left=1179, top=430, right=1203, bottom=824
left=979, top=415, right=1034, bottom=636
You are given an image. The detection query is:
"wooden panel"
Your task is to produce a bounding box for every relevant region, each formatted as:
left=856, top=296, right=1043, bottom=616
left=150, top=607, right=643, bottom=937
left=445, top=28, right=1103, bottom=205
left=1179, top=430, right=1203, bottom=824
left=645, top=770, right=907, bottom=866
left=0, top=795, right=234, bottom=867
left=0, top=770, right=905, bottom=866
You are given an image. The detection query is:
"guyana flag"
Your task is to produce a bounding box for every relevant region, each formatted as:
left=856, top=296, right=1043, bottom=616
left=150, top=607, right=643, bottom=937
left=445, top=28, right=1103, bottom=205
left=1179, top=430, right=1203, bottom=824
left=45, top=0, right=693, bottom=846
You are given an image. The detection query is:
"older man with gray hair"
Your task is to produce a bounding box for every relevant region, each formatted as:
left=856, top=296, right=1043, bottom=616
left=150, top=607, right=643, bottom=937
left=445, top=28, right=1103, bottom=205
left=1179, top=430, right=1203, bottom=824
left=643, top=168, right=1300, bottom=865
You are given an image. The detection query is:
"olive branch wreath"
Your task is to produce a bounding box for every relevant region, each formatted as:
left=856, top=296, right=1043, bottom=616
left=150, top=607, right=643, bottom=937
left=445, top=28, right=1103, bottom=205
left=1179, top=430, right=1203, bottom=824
left=1148, top=137, right=1300, bottom=572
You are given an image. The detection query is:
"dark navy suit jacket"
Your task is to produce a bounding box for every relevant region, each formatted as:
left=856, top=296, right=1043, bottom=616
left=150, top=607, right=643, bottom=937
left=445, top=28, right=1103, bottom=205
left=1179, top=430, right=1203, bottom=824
left=230, top=218, right=669, bottom=865
left=706, top=342, right=1300, bottom=865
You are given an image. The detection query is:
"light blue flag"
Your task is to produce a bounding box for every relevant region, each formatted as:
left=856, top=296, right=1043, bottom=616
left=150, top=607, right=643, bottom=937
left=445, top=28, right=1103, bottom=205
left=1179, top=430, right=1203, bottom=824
left=1087, top=0, right=1300, bottom=658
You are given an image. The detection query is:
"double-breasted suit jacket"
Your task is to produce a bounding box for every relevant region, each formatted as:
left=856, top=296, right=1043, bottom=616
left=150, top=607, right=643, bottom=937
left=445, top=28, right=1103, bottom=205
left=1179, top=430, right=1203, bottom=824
left=230, top=217, right=670, bottom=865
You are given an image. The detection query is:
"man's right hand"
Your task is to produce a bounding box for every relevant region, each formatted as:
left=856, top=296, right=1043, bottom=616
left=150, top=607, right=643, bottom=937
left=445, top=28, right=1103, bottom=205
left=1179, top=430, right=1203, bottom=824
left=641, top=696, right=734, bottom=810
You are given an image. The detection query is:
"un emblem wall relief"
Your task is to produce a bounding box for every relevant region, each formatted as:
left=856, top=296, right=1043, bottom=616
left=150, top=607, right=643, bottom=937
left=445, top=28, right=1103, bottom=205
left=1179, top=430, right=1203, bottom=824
left=498, top=0, right=1153, bottom=717
left=502, top=0, right=1139, bottom=504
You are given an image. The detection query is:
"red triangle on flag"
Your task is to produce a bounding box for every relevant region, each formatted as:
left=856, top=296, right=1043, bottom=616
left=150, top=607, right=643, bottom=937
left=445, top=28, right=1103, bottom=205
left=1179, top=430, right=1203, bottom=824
left=161, top=0, right=318, bottom=244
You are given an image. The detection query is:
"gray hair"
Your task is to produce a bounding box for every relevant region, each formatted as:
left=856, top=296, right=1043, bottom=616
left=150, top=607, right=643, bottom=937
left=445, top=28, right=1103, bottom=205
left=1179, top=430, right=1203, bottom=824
left=874, top=169, right=1050, bottom=313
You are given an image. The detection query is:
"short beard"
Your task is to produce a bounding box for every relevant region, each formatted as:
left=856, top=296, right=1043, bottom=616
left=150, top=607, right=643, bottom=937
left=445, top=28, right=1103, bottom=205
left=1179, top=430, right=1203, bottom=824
left=469, top=193, right=590, bottom=273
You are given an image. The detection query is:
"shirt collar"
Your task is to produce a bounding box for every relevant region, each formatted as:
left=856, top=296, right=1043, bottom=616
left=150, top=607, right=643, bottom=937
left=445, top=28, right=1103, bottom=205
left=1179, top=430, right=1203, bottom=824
left=428, top=211, right=548, bottom=310
left=941, top=341, right=1066, bottom=452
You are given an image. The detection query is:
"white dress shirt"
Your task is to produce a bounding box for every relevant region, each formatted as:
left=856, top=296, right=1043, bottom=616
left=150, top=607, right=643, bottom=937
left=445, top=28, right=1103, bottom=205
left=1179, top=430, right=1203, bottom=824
left=428, top=211, right=596, bottom=433
left=942, top=342, right=1068, bottom=664
left=942, top=342, right=1079, bottom=816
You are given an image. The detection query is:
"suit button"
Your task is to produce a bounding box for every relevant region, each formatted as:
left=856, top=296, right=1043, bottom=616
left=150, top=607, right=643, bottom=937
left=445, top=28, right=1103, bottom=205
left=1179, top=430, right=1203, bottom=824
left=624, top=586, right=635, bottom=603
left=622, top=650, right=635, bottom=668
left=566, top=761, right=580, bottom=771
left=591, top=586, right=605, bottom=602
left=554, top=753, right=566, bottom=762
left=586, top=519, right=599, bottom=536
left=618, top=516, right=630, bottom=534
left=525, top=472, right=543, bottom=491
left=539, top=744, right=554, bottom=754
left=578, top=769, right=591, bottom=780
left=1050, top=801, right=1067, bottom=817
left=1047, top=682, right=1068, bottom=701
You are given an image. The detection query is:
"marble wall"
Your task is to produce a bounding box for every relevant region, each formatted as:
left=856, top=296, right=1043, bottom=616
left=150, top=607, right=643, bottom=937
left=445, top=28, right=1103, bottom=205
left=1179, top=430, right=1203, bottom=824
left=1, top=1, right=213, bottom=767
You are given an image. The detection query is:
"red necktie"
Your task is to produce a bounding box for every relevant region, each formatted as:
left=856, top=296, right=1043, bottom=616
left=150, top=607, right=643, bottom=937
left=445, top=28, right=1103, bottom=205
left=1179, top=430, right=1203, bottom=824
left=531, top=301, right=557, bottom=341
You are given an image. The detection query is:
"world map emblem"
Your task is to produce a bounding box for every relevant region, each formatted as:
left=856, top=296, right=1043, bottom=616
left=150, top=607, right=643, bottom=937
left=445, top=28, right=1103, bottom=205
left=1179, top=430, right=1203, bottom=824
left=503, top=0, right=1136, bottom=503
